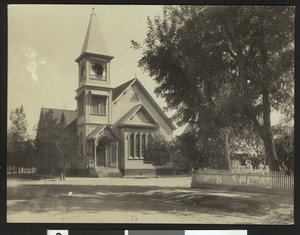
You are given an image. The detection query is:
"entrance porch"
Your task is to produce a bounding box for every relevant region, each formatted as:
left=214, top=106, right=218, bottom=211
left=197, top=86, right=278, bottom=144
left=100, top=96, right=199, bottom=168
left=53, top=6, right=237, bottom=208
left=95, top=136, right=118, bottom=168
left=86, top=125, right=122, bottom=177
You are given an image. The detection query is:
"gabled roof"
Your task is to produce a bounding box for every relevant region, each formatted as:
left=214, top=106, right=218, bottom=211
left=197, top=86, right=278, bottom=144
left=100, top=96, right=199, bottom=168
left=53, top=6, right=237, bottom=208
left=80, top=9, right=110, bottom=57
left=112, top=78, right=177, bottom=131
left=112, top=78, right=135, bottom=101
left=117, top=104, right=159, bottom=129
left=41, top=108, right=63, bottom=124
left=87, top=124, right=120, bottom=140
left=62, top=110, right=77, bottom=126
left=40, top=108, right=77, bottom=126
left=87, top=124, right=106, bottom=139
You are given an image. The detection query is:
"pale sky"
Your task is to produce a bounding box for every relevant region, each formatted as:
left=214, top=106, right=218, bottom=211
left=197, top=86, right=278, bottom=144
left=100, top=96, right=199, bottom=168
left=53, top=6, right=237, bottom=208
left=7, top=5, right=282, bottom=138
left=8, top=5, right=188, bottom=137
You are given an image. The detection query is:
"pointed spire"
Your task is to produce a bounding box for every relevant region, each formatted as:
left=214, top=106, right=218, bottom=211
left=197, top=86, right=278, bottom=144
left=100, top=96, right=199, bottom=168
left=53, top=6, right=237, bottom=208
left=80, top=8, right=109, bottom=56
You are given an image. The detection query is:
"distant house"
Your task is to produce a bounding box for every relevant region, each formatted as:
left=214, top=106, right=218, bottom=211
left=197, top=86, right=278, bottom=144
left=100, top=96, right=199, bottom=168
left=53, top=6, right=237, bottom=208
left=37, top=10, right=176, bottom=177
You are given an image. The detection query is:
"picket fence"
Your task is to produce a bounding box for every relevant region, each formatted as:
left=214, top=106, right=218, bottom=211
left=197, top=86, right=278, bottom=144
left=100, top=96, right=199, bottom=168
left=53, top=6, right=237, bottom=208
left=7, top=167, right=37, bottom=175
left=192, top=170, right=294, bottom=190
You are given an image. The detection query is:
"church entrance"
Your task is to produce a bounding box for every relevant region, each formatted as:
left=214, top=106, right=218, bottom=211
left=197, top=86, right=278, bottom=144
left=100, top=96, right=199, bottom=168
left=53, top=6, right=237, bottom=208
left=96, top=136, right=110, bottom=167
left=96, top=136, right=118, bottom=168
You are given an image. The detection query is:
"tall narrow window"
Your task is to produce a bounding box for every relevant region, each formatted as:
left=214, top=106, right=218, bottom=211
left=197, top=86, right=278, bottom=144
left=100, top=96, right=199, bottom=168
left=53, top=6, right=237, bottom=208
left=92, top=96, right=107, bottom=115
left=92, top=96, right=98, bottom=114
left=136, top=133, right=141, bottom=158
left=148, top=133, right=154, bottom=145
left=130, top=133, right=135, bottom=158
left=81, top=65, right=86, bottom=81
left=141, top=133, right=146, bottom=158
left=99, top=97, right=106, bottom=114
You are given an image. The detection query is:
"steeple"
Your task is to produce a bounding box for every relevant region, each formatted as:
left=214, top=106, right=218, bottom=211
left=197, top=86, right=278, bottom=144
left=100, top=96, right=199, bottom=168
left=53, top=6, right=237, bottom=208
left=75, top=8, right=114, bottom=134
left=80, top=8, right=110, bottom=57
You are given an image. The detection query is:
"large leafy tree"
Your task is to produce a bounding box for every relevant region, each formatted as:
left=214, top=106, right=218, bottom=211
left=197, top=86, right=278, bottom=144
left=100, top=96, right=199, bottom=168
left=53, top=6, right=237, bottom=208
left=229, top=127, right=265, bottom=169
left=172, top=128, right=231, bottom=174
left=35, top=110, right=81, bottom=178
left=135, top=6, right=294, bottom=171
left=35, top=110, right=60, bottom=177
left=56, top=122, right=82, bottom=179
left=273, top=124, right=294, bottom=174
left=7, top=105, right=29, bottom=171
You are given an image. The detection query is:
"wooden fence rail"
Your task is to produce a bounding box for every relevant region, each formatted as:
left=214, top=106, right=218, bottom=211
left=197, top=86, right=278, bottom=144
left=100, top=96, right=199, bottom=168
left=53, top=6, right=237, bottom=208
left=7, top=167, right=37, bottom=175
left=192, top=171, right=294, bottom=190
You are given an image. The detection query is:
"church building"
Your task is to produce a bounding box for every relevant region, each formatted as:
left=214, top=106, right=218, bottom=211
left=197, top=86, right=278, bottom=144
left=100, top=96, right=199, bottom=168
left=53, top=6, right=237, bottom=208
left=37, top=9, right=176, bottom=177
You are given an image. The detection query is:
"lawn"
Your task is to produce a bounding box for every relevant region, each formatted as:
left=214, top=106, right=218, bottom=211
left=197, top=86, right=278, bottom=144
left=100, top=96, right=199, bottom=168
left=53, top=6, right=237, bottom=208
left=7, top=176, right=293, bottom=224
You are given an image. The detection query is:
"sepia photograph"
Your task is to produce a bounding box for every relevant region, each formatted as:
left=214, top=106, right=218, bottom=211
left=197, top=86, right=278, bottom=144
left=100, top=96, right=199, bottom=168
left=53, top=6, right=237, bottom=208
left=7, top=4, right=294, bottom=224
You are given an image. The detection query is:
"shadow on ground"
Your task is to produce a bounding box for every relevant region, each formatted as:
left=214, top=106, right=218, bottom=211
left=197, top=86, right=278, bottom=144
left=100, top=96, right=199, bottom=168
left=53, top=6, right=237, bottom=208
left=7, top=180, right=293, bottom=223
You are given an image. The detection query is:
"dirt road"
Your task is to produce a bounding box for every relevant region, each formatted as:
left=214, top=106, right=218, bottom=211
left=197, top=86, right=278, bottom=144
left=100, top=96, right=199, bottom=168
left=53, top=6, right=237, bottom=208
left=7, top=177, right=293, bottom=224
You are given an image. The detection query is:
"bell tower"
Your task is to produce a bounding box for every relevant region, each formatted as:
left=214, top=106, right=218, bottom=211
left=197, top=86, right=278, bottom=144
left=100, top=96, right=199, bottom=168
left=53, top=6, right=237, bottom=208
left=75, top=9, right=114, bottom=164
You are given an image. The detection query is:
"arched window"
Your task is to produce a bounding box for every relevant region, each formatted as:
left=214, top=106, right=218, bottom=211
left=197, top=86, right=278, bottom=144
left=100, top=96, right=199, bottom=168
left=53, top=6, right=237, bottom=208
left=92, top=63, right=104, bottom=76
left=90, top=62, right=107, bottom=80
left=128, top=132, right=155, bottom=159
left=136, top=133, right=141, bottom=158
left=129, top=133, right=135, bottom=158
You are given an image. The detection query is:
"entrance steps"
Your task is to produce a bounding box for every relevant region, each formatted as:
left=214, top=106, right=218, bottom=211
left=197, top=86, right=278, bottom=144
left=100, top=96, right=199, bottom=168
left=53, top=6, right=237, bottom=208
left=94, top=166, right=123, bottom=178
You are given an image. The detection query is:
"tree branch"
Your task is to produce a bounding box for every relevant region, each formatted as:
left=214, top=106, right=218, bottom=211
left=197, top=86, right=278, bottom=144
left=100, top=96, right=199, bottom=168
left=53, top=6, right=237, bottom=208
left=262, top=87, right=271, bottom=130
left=244, top=107, right=264, bottom=138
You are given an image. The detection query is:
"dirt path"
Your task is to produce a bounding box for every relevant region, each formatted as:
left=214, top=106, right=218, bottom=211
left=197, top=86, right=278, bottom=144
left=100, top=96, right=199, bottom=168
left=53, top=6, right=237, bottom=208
left=7, top=177, right=293, bottom=224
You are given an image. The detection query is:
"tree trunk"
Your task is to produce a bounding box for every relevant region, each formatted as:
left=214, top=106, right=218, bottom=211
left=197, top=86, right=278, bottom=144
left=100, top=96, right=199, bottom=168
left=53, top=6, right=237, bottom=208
left=224, top=132, right=231, bottom=170
left=48, top=165, right=52, bottom=178
left=63, top=162, right=66, bottom=180
left=262, top=133, right=279, bottom=171
left=219, top=132, right=231, bottom=170
left=262, top=87, right=279, bottom=171
left=155, top=165, right=158, bottom=178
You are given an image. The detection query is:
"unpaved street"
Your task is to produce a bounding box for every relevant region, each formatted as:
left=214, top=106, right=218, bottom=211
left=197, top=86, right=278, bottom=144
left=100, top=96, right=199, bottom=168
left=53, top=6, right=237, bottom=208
left=7, top=177, right=293, bottom=224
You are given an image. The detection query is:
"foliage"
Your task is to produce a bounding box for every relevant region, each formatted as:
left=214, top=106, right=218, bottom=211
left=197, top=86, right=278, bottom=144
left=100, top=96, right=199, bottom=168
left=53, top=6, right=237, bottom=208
left=21, top=139, right=36, bottom=168
left=7, top=105, right=31, bottom=169
left=56, top=122, right=82, bottom=178
left=8, top=105, right=28, bottom=142
left=273, top=124, right=294, bottom=174
left=134, top=6, right=294, bottom=170
left=35, top=110, right=60, bottom=177
left=229, top=126, right=266, bottom=168
left=144, top=132, right=171, bottom=177
left=172, top=128, right=230, bottom=173
left=35, top=110, right=81, bottom=178
left=171, top=131, right=202, bottom=174
left=231, top=153, right=265, bottom=169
